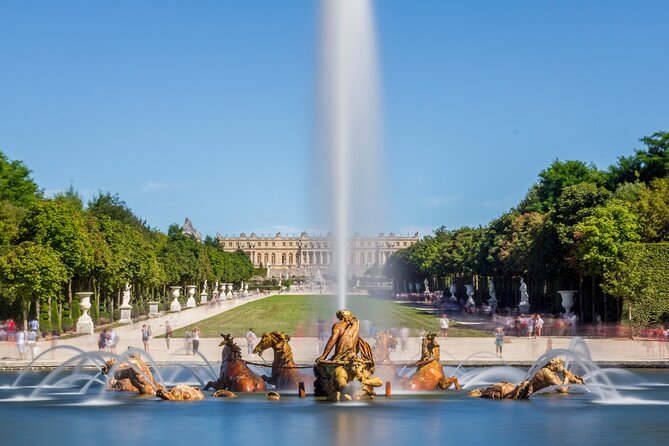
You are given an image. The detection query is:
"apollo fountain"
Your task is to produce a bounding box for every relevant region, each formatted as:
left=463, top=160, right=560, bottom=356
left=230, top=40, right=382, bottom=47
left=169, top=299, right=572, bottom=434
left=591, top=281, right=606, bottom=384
left=1, top=1, right=668, bottom=445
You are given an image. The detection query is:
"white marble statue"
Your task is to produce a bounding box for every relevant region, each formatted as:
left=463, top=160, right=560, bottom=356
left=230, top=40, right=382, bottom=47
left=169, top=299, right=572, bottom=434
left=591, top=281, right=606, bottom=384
left=203, top=279, right=208, bottom=293
left=519, top=277, right=529, bottom=302
left=424, top=278, right=430, bottom=293
left=488, top=278, right=498, bottom=309
left=121, top=282, right=131, bottom=307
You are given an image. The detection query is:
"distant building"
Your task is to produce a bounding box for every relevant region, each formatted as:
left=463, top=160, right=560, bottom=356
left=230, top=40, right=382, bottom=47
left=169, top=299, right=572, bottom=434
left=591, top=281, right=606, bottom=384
left=216, top=231, right=419, bottom=277
left=181, top=217, right=202, bottom=243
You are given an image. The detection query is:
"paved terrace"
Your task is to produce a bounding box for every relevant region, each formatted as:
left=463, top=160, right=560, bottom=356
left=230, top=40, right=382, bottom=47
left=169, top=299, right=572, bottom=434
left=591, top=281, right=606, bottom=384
left=1, top=292, right=668, bottom=369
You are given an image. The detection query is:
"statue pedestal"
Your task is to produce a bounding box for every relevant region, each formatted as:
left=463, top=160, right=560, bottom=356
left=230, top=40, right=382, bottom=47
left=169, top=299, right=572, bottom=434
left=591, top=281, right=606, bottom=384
left=148, top=301, right=159, bottom=317
left=200, top=292, right=208, bottom=305
left=76, top=314, right=94, bottom=335
left=519, top=301, right=530, bottom=314
left=119, top=304, right=132, bottom=323
left=186, top=297, right=196, bottom=308
left=170, top=298, right=181, bottom=312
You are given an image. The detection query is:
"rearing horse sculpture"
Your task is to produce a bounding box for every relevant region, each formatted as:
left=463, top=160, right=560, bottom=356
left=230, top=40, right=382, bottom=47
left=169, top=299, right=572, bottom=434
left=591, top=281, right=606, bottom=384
left=102, top=355, right=164, bottom=395
left=253, top=331, right=312, bottom=391
left=204, top=334, right=266, bottom=393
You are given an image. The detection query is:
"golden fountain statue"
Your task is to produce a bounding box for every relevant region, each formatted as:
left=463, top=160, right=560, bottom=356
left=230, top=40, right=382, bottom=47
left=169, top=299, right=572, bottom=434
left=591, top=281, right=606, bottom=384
left=313, top=309, right=383, bottom=401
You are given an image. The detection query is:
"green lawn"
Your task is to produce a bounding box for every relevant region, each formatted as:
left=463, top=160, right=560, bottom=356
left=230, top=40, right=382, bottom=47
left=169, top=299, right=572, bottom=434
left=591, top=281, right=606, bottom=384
left=172, top=294, right=489, bottom=338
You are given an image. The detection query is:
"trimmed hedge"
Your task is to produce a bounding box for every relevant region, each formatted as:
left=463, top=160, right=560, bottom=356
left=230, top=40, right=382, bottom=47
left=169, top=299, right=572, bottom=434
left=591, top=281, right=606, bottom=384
left=621, top=243, right=669, bottom=326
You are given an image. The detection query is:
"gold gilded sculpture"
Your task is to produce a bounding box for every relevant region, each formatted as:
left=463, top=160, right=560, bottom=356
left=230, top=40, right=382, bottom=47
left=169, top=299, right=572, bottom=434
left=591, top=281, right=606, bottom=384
left=373, top=330, right=399, bottom=384
left=468, top=358, right=585, bottom=399
left=203, top=334, right=266, bottom=392
left=102, top=355, right=163, bottom=395
left=253, top=331, right=312, bottom=391
left=314, top=309, right=383, bottom=401
left=402, top=332, right=460, bottom=391
left=156, top=384, right=205, bottom=401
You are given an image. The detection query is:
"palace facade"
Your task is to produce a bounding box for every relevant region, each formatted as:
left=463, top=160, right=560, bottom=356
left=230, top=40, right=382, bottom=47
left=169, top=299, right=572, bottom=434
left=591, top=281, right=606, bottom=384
left=216, top=231, right=419, bottom=277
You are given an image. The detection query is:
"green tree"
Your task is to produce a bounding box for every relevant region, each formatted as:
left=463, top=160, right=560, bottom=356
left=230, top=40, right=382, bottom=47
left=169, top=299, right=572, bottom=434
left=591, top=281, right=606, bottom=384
left=573, top=200, right=641, bottom=276
left=614, top=178, right=669, bottom=243
left=0, top=242, right=67, bottom=329
left=606, top=131, right=669, bottom=188
left=88, top=191, right=149, bottom=232
left=0, top=150, right=41, bottom=207
left=519, top=159, right=605, bottom=213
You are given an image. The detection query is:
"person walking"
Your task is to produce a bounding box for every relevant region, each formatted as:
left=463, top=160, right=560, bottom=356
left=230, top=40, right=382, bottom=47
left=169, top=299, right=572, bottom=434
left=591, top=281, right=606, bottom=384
left=98, top=329, right=108, bottom=350
left=108, top=328, right=119, bottom=354
left=246, top=328, right=257, bottom=356
left=439, top=314, right=449, bottom=338
left=165, top=321, right=173, bottom=351
left=191, top=327, right=200, bottom=356
left=494, top=326, right=505, bottom=358
left=141, top=325, right=151, bottom=352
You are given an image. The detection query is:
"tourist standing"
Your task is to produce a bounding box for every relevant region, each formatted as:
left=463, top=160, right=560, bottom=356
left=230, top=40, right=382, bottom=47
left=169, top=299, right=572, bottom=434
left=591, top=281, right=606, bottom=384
left=534, top=314, right=544, bottom=338
left=16, top=328, right=26, bottom=360
left=185, top=329, right=193, bottom=355
left=494, top=327, right=504, bottom=358
left=7, top=318, right=16, bottom=344
left=29, top=318, right=39, bottom=333
left=246, top=328, right=257, bottom=356
left=439, top=314, right=449, bottom=338
left=27, top=329, right=37, bottom=359
left=50, top=330, right=59, bottom=359
left=165, top=321, right=173, bottom=351
left=141, top=325, right=151, bottom=352
left=399, top=325, right=409, bottom=352
left=192, top=327, right=200, bottom=356
left=514, top=316, right=521, bottom=337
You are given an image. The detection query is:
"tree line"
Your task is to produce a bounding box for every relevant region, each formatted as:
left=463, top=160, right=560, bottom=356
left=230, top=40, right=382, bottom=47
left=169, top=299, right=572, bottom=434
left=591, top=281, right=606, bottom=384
left=385, top=131, right=669, bottom=327
left=0, top=152, right=254, bottom=332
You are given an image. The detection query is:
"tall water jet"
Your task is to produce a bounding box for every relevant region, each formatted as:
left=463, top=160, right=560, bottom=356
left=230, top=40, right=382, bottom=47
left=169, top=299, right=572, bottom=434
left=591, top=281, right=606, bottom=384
left=317, top=0, right=383, bottom=309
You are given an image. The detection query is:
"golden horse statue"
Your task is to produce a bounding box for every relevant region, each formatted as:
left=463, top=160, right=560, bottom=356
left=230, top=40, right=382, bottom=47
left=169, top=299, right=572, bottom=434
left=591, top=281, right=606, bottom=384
left=253, top=331, right=312, bottom=391
left=468, top=358, right=586, bottom=399
left=402, top=332, right=461, bottom=391
left=203, top=334, right=266, bottom=393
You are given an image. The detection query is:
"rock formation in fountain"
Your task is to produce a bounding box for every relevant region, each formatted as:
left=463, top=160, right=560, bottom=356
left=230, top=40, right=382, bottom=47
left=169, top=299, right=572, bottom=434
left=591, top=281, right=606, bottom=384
left=313, top=309, right=383, bottom=401
left=203, top=334, right=266, bottom=393
left=467, top=357, right=585, bottom=399
left=253, top=331, right=312, bottom=391
left=401, top=332, right=460, bottom=391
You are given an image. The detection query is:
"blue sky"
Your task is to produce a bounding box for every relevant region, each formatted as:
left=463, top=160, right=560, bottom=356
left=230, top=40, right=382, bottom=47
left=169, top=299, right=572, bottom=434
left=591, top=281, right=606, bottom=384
left=1, top=1, right=667, bottom=238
